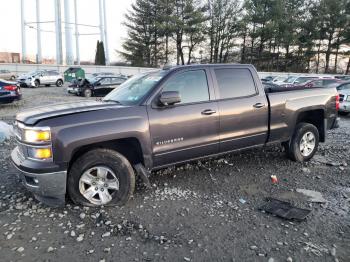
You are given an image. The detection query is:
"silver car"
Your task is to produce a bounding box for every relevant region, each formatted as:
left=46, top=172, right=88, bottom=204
left=17, top=70, right=64, bottom=88
left=0, top=69, right=17, bottom=80
left=339, top=89, right=350, bottom=116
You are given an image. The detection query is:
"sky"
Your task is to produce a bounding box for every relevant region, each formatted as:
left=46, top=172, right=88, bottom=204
left=0, top=0, right=134, bottom=63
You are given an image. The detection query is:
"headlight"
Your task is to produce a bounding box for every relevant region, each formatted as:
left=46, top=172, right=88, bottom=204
left=27, top=147, right=52, bottom=160
left=24, top=129, right=51, bottom=143
left=22, top=127, right=51, bottom=143
left=346, top=96, right=350, bottom=102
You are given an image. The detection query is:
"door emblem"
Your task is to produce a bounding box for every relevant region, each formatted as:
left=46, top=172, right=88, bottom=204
left=156, top=137, right=184, bottom=145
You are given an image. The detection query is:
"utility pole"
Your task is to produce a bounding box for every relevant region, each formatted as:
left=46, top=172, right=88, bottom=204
left=36, top=0, right=42, bottom=64
left=98, top=0, right=105, bottom=46
left=64, top=0, right=74, bottom=65
left=21, top=0, right=26, bottom=63
left=102, top=0, right=109, bottom=65
left=74, top=0, right=80, bottom=65
left=54, top=0, right=63, bottom=65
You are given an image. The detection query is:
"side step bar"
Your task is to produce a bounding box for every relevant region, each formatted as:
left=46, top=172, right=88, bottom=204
left=134, top=163, right=151, bottom=188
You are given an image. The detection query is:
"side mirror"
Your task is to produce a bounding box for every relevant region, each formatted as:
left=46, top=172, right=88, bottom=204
left=159, top=91, right=181, bottom=106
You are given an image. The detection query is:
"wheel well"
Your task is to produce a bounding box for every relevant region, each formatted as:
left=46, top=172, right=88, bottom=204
left=68, top=138, right=144, bottom=171
left=296, top=109, right=325, bottom=142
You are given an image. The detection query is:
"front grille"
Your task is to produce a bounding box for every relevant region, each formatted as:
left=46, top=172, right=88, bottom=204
left=339, top=94, right=344, bottom=102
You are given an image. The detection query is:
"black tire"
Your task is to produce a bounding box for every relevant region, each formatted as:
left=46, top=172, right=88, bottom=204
left=67, top=149, right=135, bottom=207
left=34, top=80, right=40, bottom=88
left=56, top=79, right=63, bottom=87
left=10, top=75, right=16, bottom=80
left=83, top=88, right=92, bottom=97
left=284, top=122, right=319, bottom=162
left=338, top=111, right=349, bottom=116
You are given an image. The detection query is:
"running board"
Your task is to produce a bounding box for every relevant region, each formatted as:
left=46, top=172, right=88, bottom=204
left=134, top=163, right=151, bottom=188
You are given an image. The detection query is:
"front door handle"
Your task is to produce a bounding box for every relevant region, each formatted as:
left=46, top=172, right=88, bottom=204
left=201, top=109, right=216, bottom=115
left=253, top=103, right=265, bottom=109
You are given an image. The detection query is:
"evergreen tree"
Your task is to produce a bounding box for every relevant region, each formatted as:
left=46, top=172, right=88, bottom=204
left=95, top=40, right=106, bottom=65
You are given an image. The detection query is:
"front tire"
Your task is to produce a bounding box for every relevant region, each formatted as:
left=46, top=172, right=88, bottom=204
left=34, top=80, right=40, bottom=88
left=83, top=88, right=92, bottom=97
left=67, top=149, right=135, bottom=207
left=284, top=122, right=319, bottom=162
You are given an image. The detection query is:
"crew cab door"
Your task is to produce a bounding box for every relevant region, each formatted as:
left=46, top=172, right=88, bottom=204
left=211, top=67, right=269, bottom=152
left=147, top=69, right=219, bottom=167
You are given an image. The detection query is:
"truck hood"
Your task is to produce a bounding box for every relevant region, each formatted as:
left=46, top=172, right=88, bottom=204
left=17, top=100, right=122, bottom=125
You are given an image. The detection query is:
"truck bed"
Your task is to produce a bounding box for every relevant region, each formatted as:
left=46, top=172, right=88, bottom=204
left=266, top=86, right=338, bottom=143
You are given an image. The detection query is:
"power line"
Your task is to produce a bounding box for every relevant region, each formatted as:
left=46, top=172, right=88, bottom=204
left=25, top=21, right=100, bottom=28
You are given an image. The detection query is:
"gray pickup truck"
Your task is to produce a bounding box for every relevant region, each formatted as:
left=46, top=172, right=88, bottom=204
left=11, top=64, right=339, bottom=207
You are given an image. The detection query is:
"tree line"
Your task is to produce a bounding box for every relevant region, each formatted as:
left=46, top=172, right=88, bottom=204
left=120, top=0, right=350, bottom=74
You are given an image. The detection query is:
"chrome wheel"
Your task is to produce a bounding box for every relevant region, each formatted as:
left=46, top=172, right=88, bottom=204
left=79, top=166, right=119, bottom=205
left=299, top=131, right=315, bottom=157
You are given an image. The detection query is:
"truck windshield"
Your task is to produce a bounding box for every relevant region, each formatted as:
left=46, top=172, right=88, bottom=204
left=103, top=70, right=166, bottom=105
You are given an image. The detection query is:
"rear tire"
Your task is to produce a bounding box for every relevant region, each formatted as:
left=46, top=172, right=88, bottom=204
left=56, top=79, right=63, bottom=87
left=284, top=122, right=319, bottom=162
left=68, top=149, right=135, bottom=207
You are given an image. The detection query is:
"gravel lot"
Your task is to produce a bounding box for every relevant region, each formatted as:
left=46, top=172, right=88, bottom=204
left=0, top=86, right=349, bottom=262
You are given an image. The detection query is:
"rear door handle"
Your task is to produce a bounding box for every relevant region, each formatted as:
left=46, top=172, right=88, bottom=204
left=253, top=103, right=265, bottom=109
left=201, top=109, right=216, bottom=115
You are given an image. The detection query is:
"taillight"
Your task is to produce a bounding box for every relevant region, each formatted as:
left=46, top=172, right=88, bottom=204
left=4, top=85, right=17, bottom=91
left=336, top=94, right=340, bottom=111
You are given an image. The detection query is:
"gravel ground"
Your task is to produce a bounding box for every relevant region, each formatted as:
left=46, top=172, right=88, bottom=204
left=0, top=86, right=349, bottom=262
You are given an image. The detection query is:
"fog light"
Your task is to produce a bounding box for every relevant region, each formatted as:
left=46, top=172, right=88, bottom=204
left=28, top=147, right=52, bottom=160
left=34, top=148, right=52, bottom=159
left=33, top=178, right=39, bottom=184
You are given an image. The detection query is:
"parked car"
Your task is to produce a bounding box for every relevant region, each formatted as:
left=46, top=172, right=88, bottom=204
left=92, top=72, right=115, bottom=77
left=67, top=76, right=128, bottom=97
left=279, top=76, right=319, bottom=87
left=261, top=75, right=277, bottom=82
left=334, top=75, right=350, bottom=81
left=0, top=69, right=17, bottom=80
left=327, top=81, right=350, bottom=91
left=0, top=79, right=21, bottom=104
left=338, top=89, right=350, bottom=116
left=17, top=70, right=64, bottom=88
left=11, top=64, right=339, bottom=207
left=270, top=75, right=290, bottom=85
left=294, top=78, right=342, bottom=88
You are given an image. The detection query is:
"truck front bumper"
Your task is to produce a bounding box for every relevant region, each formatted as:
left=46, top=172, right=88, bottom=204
left=11, top=146, right=67, bottom=207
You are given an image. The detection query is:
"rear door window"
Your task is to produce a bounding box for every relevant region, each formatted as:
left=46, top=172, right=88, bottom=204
left=214, top=68, right=257, bottom=99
